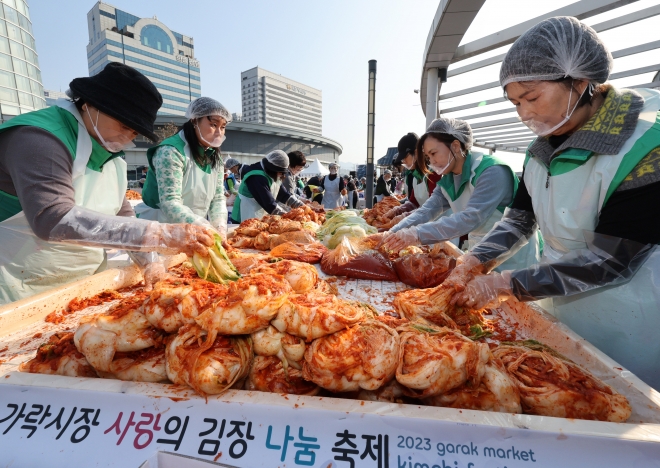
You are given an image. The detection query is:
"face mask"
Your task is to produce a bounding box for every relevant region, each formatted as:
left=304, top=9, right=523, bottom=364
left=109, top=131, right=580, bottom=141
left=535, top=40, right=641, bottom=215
left=86, top=107, right=135, bottom=153
left=430, top=151, right=455, bottom=175
left=330, top=168, right=337, bottom=174
left=521, top=81, right=589, bottom=137
left=195, top=124, right=226, bottom=148
left=402, top=162, right=413, bottom=170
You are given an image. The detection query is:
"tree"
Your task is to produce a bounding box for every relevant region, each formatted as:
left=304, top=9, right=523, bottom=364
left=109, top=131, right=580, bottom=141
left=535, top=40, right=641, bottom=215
left=152, top=122, right=179, bottom=143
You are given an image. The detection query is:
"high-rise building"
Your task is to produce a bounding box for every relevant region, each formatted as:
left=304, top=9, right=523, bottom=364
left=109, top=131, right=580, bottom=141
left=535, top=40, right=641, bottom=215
left=0, top=0, right=46, bottom=121
left=241, top=66, right=322, bottom=135
left=43, top=89, right=67, bottom=107
left=86, top=2, right=200, bottom=116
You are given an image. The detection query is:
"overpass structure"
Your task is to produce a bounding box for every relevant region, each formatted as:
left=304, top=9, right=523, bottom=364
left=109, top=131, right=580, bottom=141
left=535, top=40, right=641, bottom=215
left=421, top=0, right=660, bottom=153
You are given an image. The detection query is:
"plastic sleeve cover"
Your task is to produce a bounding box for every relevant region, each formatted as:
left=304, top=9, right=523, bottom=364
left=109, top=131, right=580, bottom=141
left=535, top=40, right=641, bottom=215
left=390, top=186, right=449, bottom=233
left=469, top=208, right=538, bottom=271
left=286, top=195, right=304, bottom=209
left=510, top=232, right=655, bottom=301
left=127, top=251, right=161, bottom=269
left=389, top=200, right=417, bottom=217
left=48, top=205, right=185, bottom=255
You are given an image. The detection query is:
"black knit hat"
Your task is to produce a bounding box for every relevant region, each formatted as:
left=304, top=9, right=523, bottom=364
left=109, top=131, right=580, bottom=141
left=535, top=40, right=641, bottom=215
left=69, top=63, right=163, bottom=141
left=394, top=132, right=419, bottom=165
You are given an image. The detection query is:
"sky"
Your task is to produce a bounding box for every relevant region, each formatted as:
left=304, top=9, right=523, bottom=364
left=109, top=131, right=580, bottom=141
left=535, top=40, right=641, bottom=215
left=28, top=0, right=660, bottom=171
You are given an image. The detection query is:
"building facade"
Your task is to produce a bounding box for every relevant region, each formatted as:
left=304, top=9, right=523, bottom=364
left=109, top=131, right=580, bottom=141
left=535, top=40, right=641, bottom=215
left=0, top=0, right=46, bottom=121
left=43, top=89, right=67, bottom=107
left=86, top=2, right=200, bottom=116
left=241, top=66, right=322, bottom=135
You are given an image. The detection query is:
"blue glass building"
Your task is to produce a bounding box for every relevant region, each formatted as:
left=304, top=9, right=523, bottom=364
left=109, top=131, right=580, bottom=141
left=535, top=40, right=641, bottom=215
left=0, top=0, right=46, bottom=121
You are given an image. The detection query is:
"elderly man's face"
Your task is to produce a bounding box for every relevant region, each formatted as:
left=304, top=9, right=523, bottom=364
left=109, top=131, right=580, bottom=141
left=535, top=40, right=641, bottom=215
left=384, top=173, right=391, bottom=181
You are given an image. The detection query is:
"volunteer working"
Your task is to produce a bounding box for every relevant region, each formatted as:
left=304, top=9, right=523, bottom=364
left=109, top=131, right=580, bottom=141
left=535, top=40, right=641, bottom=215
left=374, top=170, right=393, bottom=202
left=382, top=118, right=539, bottom=271
left=226, top=157, right=244, bottom=182
left=448, top=17, right=660, bottom=389
left=0, top=63, right=214, bottom=304
left=137, top=97, right=230, bottom=239
left=281, top=151, right=308, bottom=205
left=384, top=132, right=442, bottom=218
left=224, top=158, right=241, bottom=219
left=230, top=150, right=304, bottom=223
left=320, top=162, right=345, bottom=209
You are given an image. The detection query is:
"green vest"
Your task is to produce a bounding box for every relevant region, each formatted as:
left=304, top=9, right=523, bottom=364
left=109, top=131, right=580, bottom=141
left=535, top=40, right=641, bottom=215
left=142, top=132, right=213, bottom=209
left=438, top=152, right=519, bottom=211
left=0, top=106, right=121, bottom=222
left=231, top=169, right=272, bottom=223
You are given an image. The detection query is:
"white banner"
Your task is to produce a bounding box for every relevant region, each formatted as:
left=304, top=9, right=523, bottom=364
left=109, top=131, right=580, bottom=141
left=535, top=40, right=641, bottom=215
left=1, top=385, right=660, bottom=467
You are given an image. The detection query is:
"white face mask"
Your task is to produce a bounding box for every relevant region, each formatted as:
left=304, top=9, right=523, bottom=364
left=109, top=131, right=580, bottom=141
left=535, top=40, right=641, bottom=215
left=86, top=107, right=135, bottom=153
left=402, top=161, right=413, bottom=170
left=521, top=81, right=589, bottom=137
left=195, top=124, right=226, bottom=148
left=430, top=151, right=455, bottom=175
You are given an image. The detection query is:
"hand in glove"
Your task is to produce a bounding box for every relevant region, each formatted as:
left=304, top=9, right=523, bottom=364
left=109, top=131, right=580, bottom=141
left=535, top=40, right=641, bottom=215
left=151, top=224, right=215, bottom=257
left=451, top=271, right=513, bottom=309
left=381, top=227, right=420, bottom=253
left=443, top=254, right=484, bottom=289
left=143, top=261, right=173, bottom=292
left=216, top=225, right=227, bottom=242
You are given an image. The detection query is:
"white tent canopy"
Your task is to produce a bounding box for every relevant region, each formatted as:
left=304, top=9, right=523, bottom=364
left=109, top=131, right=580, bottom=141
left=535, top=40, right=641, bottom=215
left=300, top=158, right=329, bottom=176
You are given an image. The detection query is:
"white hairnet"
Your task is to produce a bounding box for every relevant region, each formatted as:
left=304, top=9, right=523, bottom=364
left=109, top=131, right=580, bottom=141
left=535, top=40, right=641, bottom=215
left=185, top=97, right=232, bottom=122
left=225, top=158, right=240, bottom=169
left=425, top=117, right=473, bottom=150
left=265, top=150, right=289, bottom=170
left=500, top=16, right=613, bottom=88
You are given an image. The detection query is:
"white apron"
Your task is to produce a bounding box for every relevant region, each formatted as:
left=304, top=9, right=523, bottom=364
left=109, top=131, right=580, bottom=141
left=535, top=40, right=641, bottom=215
left=412, top=175, right=430, bottom=206
left=441, top=153, right=540, bottom=272
left=524, top=88, right=660, bottom=388
left=0, top=100, right=126, bottom=304
left=237, top=165, right=282, bottom=222
left=322, top=174, right=342, bottom=209
left=135, top=131, right=218, bottom=223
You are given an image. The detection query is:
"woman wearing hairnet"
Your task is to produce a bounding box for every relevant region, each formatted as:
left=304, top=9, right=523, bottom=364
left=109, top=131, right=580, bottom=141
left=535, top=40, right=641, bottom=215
left=230, top=150, right=304, bottom=223
left=448, top=16, right=660, bottom=389
left=382, top=117, right=539, bottom=272
left=137, top=97, right=231, bottom=239
left=0, top=63, right=214, bottom=304
left=383, top=132, right=442, bottom=219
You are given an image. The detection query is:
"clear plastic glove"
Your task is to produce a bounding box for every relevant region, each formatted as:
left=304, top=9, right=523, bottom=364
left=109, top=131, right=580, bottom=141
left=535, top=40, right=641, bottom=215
left=154, top=223, right=215, bottom=257
left=443, top=253, right=484, bottom=289
left=143, top=261, right=173, bottom=292
left=272, top=205, right=287, bottom=216
left=451, top=271, right=513, bottom=309
left=48, top=206, right=214, bottom=256
left=381, top=227, right=420, bottom=253
left=216, top=225, right=227, bottom=242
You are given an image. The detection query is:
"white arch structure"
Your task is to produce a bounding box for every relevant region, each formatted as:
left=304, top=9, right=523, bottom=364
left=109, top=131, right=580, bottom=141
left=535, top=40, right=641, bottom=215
left=421, top=0, right=660, bottom=153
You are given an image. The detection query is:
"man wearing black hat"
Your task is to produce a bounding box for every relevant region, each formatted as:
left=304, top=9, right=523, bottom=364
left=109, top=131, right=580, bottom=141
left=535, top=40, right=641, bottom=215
left=231, top=149, right=304, bottom=223
left=0, top=63, right=215, bottom=304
